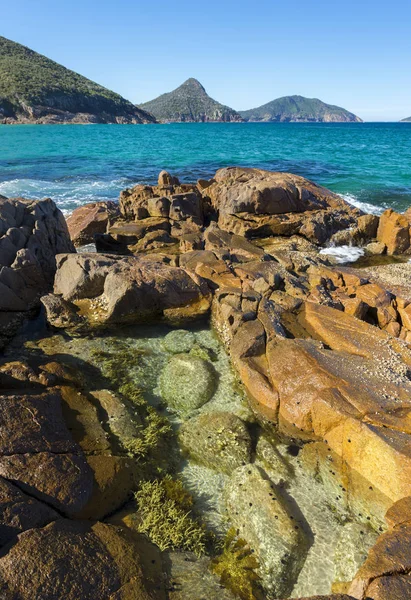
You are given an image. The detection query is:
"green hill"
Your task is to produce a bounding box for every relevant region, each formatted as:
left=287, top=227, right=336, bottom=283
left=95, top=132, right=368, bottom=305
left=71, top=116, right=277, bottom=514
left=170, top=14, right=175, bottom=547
left=240, top=95, right=362, bottom=123
left=0, top=36, right=155, bottom=124
left=139, top=78, right=243, bottom=122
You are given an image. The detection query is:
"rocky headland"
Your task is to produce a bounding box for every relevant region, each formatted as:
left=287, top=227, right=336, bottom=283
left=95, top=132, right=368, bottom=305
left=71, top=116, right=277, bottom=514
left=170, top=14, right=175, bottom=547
left=1, top=167, right=411, bottom=599
left=0, top=36, right=155, bottom=124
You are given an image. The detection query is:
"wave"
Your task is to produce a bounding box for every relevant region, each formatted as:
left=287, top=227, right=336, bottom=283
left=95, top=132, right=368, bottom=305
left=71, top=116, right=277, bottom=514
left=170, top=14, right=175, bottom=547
left=0, top=177, right=129, bottom=214
left=341, top=193, right=387, bottom=216
left=319, top=245, right=365, bottom=264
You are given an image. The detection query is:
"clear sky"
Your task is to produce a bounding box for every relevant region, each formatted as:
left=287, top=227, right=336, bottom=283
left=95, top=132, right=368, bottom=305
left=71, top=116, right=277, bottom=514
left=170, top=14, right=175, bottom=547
left=2, top=0, right=410, bottom=121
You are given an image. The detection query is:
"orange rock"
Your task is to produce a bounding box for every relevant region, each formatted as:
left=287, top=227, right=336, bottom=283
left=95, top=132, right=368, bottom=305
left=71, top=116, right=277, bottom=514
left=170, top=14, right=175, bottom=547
left=376, top=209, right=411, bottom=255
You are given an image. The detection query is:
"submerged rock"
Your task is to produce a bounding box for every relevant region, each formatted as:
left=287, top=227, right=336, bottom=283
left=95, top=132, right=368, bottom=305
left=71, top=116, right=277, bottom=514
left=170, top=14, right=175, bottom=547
left=159, top=354, right=216, bottom=416
left=165, top=551, right=237, bottom=600
left=333, top=523, right=378, bottom=590
left=163, top=329, right=196, bottom=353
left=225, top=464, right=308, bottom=598
left=179, top=411, right=252, bottom=473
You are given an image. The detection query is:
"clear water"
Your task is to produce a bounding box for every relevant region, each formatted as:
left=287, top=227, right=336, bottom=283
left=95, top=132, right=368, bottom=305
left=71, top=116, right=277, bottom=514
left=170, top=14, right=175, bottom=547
left=0, top=122, right=410, bottom=214
left=15, top=322, right=377, bottom=598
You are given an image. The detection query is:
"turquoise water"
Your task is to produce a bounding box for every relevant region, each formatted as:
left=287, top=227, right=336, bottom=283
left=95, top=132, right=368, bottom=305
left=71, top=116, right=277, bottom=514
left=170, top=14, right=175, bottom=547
left=0, top=122, right=410, bottom=214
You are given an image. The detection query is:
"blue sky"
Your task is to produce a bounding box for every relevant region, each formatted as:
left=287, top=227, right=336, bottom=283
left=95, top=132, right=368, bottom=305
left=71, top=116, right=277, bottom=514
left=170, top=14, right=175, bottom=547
left=2, top=0, right=410, bottom=121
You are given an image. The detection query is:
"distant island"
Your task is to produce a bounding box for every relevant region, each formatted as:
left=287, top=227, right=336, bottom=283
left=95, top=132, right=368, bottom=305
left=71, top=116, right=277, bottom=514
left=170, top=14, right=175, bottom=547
left=401, top=116, right=411, bottom=122
left=239, top=95, right=362, bottom=123
left=0, top=36, right=368, bottom=125
left=0, top=36, right=154, bottom=124
left=139, top=78, right=242, bottom=123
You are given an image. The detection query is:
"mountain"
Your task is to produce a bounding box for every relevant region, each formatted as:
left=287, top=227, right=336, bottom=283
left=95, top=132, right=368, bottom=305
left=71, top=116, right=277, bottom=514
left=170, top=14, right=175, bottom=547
left=0, top=36, right=155, bottom=124
left=139, top=78, right=243, bottom=123
left=401, top=117, right=411, bottom=122
left=240, top=95, right=362, bottom=123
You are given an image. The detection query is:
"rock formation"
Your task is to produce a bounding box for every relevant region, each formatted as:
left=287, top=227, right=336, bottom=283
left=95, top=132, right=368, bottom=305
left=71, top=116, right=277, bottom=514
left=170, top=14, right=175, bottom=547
left=0, top=196, right=75, bottom=347
left=2, top=167, right=411, bottom=599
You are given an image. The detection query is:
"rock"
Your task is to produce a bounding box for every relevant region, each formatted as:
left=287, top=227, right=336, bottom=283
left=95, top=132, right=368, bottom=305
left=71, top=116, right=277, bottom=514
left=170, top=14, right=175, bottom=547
left=179, top=232, right=204, bottom=253
left=330, top=214, right=379, bottom=247
left=0, top=197, right=74, bottom=345
left=158, top=170, right=180, bottom=186
left=165, top=551, right=237, bottom=600
left=225, top=464, right=307, bottom=598
left=163, top=329, right=196, bottom=353
left=0, top=451, right=93, bottom=516
left=159, top=354, right=216, bottom=415
left=0, top=519, right=166, bottom=600
left=119, top=178, right=201, bottom=225
left=385, top=496, right=411, bottom=528
left=348, top=523, right=411, bottom=599
left=204, top=224, right=267, bottom=262
left=0, top=476, right=57, bottom=548
left=285, top=597, right=355, bottom=600
left=377, top=209, right=411, bottom=254
left=179, top=411, right=252, bottom=472
left=66, top=201, right=119, bottom=246
left=42, top=253, right=211, bottom=329
left=78, top=455, right=140, bottom=520
left=0, top=391, right=79, bottom=454
left=255, top=433, right=293, bottom=484
left=202, top=168, right=359, bottom=243
left=333, top=523, right=378, bottom=589
left=365, top=241, right=386, bottom=255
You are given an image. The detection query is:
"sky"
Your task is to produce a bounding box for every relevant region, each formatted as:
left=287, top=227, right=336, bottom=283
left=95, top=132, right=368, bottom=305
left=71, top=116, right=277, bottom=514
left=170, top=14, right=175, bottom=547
left=1, top=0, right=410, bottom=121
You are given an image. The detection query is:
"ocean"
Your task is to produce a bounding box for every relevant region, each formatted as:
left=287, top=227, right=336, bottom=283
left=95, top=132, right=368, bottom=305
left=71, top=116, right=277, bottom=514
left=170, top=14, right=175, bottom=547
left=0, top=122, right=410, bottom=215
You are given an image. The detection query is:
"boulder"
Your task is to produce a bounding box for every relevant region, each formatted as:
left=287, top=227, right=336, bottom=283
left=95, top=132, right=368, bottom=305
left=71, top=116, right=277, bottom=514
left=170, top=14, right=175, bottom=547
left=42, top=253, right=211, bottom=329
left=0, top=197, right=75, bottom=346
left=377, top=209, right=411, bottom=254
left=225, top=464, right=308, bottom=598
left=201, top=168, right=359, bottom=244
left=159, top=354, right=216, bottom=416
left=179, top=411, right=252, bottom=472
left=66, top=201, right=119, bottom=247
left=0, top=519, right=166, bottom=600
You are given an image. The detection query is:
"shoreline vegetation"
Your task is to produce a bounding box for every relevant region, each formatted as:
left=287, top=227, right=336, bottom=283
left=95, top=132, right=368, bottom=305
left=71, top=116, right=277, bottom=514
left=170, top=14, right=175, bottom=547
left=1, top=166, right=411, bottom=598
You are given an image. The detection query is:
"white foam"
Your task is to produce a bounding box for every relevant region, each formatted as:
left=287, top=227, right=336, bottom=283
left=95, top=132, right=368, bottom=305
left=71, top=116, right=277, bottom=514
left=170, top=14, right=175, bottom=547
left=341, top=193, right=387, bottom=216
left=319, top=245, right=365, bottom=264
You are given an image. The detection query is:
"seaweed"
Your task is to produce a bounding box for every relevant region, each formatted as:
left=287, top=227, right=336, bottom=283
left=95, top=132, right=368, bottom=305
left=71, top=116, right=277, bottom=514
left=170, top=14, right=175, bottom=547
left=134, top=476, right=208, bottom=555
left=210, top=527, right=261, bottom=600
left=91, top=344, right=173, bottom=466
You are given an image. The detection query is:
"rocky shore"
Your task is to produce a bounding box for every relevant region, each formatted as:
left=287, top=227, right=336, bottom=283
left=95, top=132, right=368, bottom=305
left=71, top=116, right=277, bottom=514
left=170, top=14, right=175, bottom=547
left=1, top=167, right=411, bottom=599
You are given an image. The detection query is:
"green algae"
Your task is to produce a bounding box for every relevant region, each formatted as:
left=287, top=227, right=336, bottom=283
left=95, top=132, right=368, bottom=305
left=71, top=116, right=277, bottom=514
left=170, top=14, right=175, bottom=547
left=91, top=345, right=173, bottom=470
left=134, top=476, right=208, bottom=555
left=211, top=527, right=262, bottom=600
